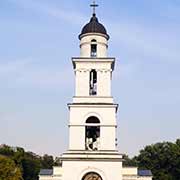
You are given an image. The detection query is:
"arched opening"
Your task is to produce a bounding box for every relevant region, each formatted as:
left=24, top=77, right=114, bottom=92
left=91, top=39, right=97, bottom=42
left=85, top=116, right=100, bottom=151
left=89, top=70, right=97, bottom=96
left=82, top=172, right=102, bottom=180
left=91, top=39, right=97, bottom=58
left=86, top=116, right=100, bottom=124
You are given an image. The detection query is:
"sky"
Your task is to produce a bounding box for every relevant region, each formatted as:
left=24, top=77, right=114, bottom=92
left=0, top=0, right=179, bottom=157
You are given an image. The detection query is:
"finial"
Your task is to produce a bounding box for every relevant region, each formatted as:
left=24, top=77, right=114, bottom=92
left=90, top=1, right=99, bottom=15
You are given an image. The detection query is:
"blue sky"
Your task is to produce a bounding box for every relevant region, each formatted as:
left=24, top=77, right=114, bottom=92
left=0, top=0, right=179, bottom=157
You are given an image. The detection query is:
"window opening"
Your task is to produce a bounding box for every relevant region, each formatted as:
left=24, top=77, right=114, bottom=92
left=91, top=45, right=97, bottom=57
left=91, top=39, right=97, bottom=42
left=85, top=116, right=100, bottom=151
left=91, top=40, right=97, bottom=57
left=90, top=70, right=97, bottom=95
left=86, top=116, right=100, bottom=124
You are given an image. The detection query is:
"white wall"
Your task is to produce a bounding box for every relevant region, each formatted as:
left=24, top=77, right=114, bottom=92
left=73, top=58, right=115, bottom=98
left=97, top=70, right=111, bottom=96
left=75, top=69, right=89, bottom=96
left=68, top=105, right=117, bottom=151
left=62, top=160, right=122, bottom=180
left=122, top=167, right=138, bottom=175
left=80, top=34, right=108, bottom=58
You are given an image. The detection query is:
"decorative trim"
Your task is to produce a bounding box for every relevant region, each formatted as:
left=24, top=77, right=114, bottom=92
left=67, top=150, right=120, bottom=153
left=68, top=124, right=117, bottom=128
left=79, top=33, right=110, bottom=40
left=67, top=103, right=119, bottom=112
left=78, top=167, right=107, bottom=180
left=72, top=57, right=115, bottom=60
left=72, top=58, right=115, bottom=70
left=73, top=96, right=113, bottom=98
left=60, top=158, right=123, bottom=162
left=83, top=112, right=102, bottom=124
left=75, top=69, right=111, bottom=72
left=80, top=41, right=107, bottom=47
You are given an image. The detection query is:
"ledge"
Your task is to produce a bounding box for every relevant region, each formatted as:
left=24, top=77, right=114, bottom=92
left=72, top=57, right=115, bottom=70
left=67, top=103, right=119, bottom=112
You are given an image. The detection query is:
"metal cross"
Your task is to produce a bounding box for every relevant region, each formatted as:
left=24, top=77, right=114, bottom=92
left=90, top=1, right=99, bottom=14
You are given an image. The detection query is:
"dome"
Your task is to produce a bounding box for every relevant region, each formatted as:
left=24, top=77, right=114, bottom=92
left=79, top=13, right=109, bottom=40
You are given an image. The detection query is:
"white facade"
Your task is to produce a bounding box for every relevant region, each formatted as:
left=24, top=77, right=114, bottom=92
left=80, top=34, right=108, bottom=58
left=39, top=9, right=152, bottom=180
left=39, top=166, right=152, bottom=180
left=73, top=58, right=114, bottom=98
left=68, top=104, right=117, bottom=150
left=61, top=25, right=124, bottom=180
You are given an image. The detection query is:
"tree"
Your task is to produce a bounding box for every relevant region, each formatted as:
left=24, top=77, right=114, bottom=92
left=21, top=152, right=41, bottom=180
left=41, top=154, right=54, bottom=169
left=54, top=157, right=62, bottom=166
left=0, top=146, right=42, bottom=180
left=122, top=154, right=137, bottom=167
left=134, top=141, right=180, bottom=180
left=0, top=155, right=23, bottom=180
left=0, top=145, right=14, bottom=157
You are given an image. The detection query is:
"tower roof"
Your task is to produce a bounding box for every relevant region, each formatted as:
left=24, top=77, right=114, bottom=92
left=79, top=13, right=109, bottom=40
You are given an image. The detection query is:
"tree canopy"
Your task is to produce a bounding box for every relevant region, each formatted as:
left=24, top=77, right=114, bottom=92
left=123, top=139, right=180, bottom=180
left=0, top=155, right=22, bottom=180
left=0, top=145, right=55, bottom=180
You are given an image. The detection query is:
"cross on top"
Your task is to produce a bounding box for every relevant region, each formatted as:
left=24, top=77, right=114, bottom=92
left=90, top=1, right=99, bottom=15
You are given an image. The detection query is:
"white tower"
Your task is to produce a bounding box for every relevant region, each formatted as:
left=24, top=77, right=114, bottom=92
left=39, top=3, right=153, bottom=180
left=61, top=2, right=123, bottom=180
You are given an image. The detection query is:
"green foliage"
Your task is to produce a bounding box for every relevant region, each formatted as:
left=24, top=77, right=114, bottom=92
left=0, top=145, right=15, bottom=157
left=136, top=141, right=180, bottom=180
left=0, top=145, right=54, bottom=180
left=54, top=157, right=62, bottom=166
left=41, top=154, right=54, bottom=169
left=21, top=152, right=41, bottom=180
left=123, top=139, right=180, bottom=180
left=0, top=155, right=23, bottom=180
left=122, top=154, right=137, bottom=167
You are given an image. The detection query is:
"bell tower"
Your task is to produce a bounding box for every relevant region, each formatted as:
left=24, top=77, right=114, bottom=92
left=61, top=2, right=123, bottom=180
left=69, top=7, right=117, bottom=152
left=39, top=3, right=153, bottom=180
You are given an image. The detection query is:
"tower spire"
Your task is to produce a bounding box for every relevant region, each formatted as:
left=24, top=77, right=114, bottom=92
left=90, top=1, right=99, bottom=15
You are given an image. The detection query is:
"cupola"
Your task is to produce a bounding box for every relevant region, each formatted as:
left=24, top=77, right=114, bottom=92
left=79, top=13, right=109, bottom=40
left=79, top=2, right=110, bottom=58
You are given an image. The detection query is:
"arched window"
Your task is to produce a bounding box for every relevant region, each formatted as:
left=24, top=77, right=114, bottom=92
left=86, top=116, right=100, bottom=123
left=85, top=116, right=100, bottom=151
left=90, top=70, right=97, bottom=95
left=82, top=172, right=102, bottom=180
left=91, top=39, right=97, bottom=58
left=91, top=39, right=97, bottom=42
